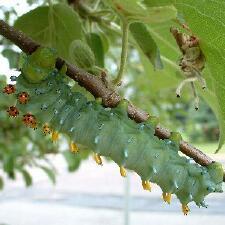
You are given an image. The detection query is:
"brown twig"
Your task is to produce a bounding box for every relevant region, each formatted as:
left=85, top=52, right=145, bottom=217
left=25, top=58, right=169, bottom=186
left=0, top=20, right=224, bottom=181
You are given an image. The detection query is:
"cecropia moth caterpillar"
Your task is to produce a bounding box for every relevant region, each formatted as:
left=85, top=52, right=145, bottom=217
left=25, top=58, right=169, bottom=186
left=3, top=47, right=223, bottom=215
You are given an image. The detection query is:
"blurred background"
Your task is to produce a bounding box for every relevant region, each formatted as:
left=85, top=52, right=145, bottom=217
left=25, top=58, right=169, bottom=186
left=0, top=0, right=224, bottom=224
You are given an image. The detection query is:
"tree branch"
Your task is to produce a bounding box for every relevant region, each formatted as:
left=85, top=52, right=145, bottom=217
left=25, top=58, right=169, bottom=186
left=0, top=20, right=224, bottom=181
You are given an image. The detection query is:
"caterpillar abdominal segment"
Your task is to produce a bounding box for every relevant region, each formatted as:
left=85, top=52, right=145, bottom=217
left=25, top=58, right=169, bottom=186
left=6, top=47, right=224, bottom=215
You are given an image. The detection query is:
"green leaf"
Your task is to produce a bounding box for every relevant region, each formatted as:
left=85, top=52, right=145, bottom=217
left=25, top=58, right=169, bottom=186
left=86, top=33, right=105, bottom=68
left=39, top=166, right=56, bottom=184
left=20, top=169, right=32, bottom=187
left=3, top=155, right=15, bottom=179
left=14, top=4, right=84, bottom=60
left=2, top=49, right=19, bottom=68
left=99, top=32, right=110, bottom=54
left=143, top=0, right=225, bottom=151
left=106, top=0, right=177, bottom=24
left=130, top=22, right=163, bottom=70
left=69, top=40, right=95, bottom=69
left=198, top=89, right=224, bottom=153
left=0, top=176, right=4, bottom=190
left=63, top=151, right=81, bottom=172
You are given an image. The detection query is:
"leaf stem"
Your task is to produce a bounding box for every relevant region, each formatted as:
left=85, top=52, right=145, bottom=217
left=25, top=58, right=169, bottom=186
left=113, top=20, right=130, bottom=85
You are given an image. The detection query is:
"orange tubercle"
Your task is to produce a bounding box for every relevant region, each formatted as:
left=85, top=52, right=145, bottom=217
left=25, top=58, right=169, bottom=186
left=22, top=113, right=37, bottom=129
left=182, top=204, right=190, bottom=215
left=7, top=106, right=19, bottom=117
left=43, top=123, right=51, bottom=135
left=52, top=131, right=59, bottom=142
left=3, top=84, right=16, bottom=94
left=120, top=166, right=127, bottom=177
left=18, top=92, right=30, bottom=104
left=142, top=180, right=151, bottom=191
left=93, top=153, right=103, bottom=166
left=162, top=193, right=172, bottom=204
left=70, top=142, right=79, bottom=153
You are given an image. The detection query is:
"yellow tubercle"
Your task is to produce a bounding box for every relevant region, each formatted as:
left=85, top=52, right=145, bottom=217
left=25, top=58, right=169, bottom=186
left=162, top=192, right=172, bottom=204
left=52, top=131, right=59, bottom=142
left=70, top=142, right=79, bottom=153
left=43, top=123, right=51, bottom=135
left=93, top=153, right=103, bottom=166
left=182, top=204, right=190, bottom=215
left=120, top=166, right=127, bottom=177
left=142, top=180, right=151, bottom=191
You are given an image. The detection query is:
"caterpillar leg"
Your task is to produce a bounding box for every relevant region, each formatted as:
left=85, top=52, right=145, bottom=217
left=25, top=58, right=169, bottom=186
left=176, top=77, right=198, bottom=98
left=190, top=82, right=199, bottom=110
left=52, top=131, right=59, bottom=142
left=93, top=153, right=103, bottom=166
left=196, top=74, right=206, bottom=89
left=192, top=68, right=206, bottom=89
left=142, top=180, right=151, bottom=191
left=182, top=204, right=190, bottom=215
left=120, top=166, right=127, bottom=177
left=70, top=142, right=79, bottom=153
left=162, top=192, right=172, bottom=204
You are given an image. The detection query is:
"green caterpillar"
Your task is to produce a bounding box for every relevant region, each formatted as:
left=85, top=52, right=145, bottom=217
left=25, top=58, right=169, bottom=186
left=5, top=47, right=224, bottom=215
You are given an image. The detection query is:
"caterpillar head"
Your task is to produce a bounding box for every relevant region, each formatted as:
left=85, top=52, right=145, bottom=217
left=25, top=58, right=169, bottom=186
left=22, top=47, right=57, bottom=84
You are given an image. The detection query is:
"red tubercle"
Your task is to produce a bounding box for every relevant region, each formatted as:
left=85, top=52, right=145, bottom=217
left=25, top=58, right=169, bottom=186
left=3, top=84, right=16, bottom=95
left=22, top=113, right=37, bottom=129
left=18, top=92, right=30, bottom=104
left=7, top=106, right=19, bottom=117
